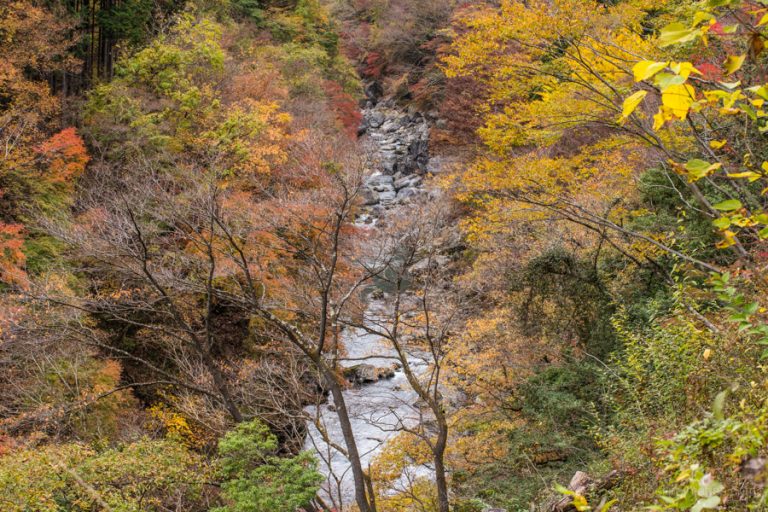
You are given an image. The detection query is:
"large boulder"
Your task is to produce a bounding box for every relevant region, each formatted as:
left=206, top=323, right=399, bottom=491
left=394, top=174, right=422, bottom=190
left=378, top=190, right=397, bottom=203
left=367, top=111, right=385, bottom=128
left=343, top=364, right=398, bottom=385
left=364, top=81, right=384, bottom=103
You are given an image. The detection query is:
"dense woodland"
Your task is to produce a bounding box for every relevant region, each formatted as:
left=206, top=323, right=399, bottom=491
left=3, top=0, right=768, bottom=511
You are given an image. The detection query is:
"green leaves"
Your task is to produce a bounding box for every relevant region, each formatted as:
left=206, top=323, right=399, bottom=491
left=553, top=484, right=591, bottom=511
left=0, top=439, right=208, bottom=511
left=712, top=390, right=727, bottom=421
left=655, top=463, right=724, bottom=512
left=691, top=495, right=720, bottom=512
left=712, top=199, right=742, bottom=211
left=692, top=473, right=724, bottom=512
left=683, top=159, right=721, bottom=180
left=215, top=420, right=323, bottom=512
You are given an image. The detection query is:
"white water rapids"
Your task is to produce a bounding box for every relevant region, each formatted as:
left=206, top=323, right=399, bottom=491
left=303, top=302, right=428, bottom=507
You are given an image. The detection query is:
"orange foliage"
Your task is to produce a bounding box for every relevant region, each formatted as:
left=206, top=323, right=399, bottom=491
left=0, top=222, right=27, bottom=287
left=37, top=127, right=90, bottom=185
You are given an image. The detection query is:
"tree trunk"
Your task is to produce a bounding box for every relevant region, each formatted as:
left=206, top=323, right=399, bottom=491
left=198, top=345, right=243, bottom=423
left=433, top=415, right=450, bottom=512
left=326, top=371, right=374, bottom=512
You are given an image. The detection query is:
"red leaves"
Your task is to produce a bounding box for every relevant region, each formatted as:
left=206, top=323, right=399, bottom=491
left=363, top=51, right=385, bottom=79
left=324, top=80, right=362, bottom=139
left=37, top=127, right=89, bottom=184
left=695, top=62, right=722, bottom=81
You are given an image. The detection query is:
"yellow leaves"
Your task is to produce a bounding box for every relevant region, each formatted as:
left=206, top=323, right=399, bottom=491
left=724, top=54, right=746, bottom=75
left=628, top=58, right=703, bottom=131
left=658, top=22, right=702, bottom=47
left=670, top=62, right=701, bottom=80
left=681, top=159, right=721, bottom=181
left=710, top=139, right=727, bottom=149
left=619, top=90, right=647, bottom=122
left=554, top=484, right=592, bottom=511
left=716, top=230, right=738, bottom=249
left=727, top=171, right=761, bottom=182
left=148, top=404, right=205, bottom=449
left=662, top=84, right=696, bottom=119
left=633, top=61, right=668, bottom=81
left=653, top=84, right=697, bottom=128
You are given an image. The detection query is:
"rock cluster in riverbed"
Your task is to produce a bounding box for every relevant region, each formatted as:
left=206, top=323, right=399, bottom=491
left=358, top=100, right=430, bottom=217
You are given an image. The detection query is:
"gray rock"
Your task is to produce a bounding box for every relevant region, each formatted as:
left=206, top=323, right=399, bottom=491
left=379, top=148, right=396, bottom=159
left=378, top=190, right=397, bottom=202
left=372, top=184, right=394, bottom=193
left=368, top=111, right=385, bottom=128
left=396, top=187, right=419, bottom=201
left=381, top=120, right=399, bottom=133
left=381, top=159, right=396, bottom=174
left=362, top=189, right=379, bottom=206
left=343, top=364, right=396, bottom=384
left=410, top=255, right=450, bottom=273
left=394, top=175, right=422, bottom=190
left=364, top=81, right=384, bottom=102
left=367, top=174, right=394, bottom=186
left=344, top=364, right=378, bottom=383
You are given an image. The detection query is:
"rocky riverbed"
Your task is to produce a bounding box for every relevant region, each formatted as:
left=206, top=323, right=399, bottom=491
left=303, top=97, right=433, bottom=509
left=356, top=100, right=430, bottom=224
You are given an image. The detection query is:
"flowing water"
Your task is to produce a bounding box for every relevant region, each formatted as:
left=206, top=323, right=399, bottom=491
left=303, top=101, right=432, bottom=508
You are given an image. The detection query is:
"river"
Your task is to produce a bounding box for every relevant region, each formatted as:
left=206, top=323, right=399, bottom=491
left=303, top=99, right=433, bottom=509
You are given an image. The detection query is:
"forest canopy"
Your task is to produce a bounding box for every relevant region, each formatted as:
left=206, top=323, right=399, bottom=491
left=3, top=0, right=768, bottom=511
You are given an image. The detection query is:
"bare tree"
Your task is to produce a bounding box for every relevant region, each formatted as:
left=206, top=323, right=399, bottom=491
left=37, top=129, right=391, bottom=511
left=345, top=197, right=469, bottom=512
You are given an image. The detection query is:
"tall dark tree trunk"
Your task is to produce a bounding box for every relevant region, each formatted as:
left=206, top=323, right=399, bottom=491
left=324, top=369, right=374, bottom=512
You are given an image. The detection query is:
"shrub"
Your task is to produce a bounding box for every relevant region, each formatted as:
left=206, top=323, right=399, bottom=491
left=214, top=419, right=323, bottom=512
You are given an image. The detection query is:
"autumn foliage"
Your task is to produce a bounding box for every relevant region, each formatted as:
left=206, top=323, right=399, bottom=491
left=5, top=1, right=768, bottom=512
